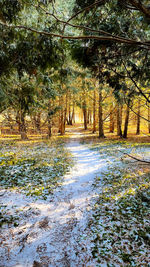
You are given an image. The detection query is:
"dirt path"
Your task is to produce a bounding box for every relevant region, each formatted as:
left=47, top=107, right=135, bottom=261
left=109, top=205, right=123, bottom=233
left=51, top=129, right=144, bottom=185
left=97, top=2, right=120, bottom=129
left=0, top=138, right=110, bottom=267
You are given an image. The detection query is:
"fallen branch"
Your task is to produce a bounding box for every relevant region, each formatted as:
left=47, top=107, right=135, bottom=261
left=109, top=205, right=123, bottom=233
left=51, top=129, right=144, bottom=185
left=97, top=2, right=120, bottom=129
left=119, top=150, right=150, bottom=164
left=19, top=233, right=29, bottom=253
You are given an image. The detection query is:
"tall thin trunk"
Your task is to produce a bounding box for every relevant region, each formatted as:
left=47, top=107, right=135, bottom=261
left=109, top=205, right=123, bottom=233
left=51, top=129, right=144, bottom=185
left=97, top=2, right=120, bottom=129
left=58, top=96, right=61, bottom=133
left=64, top=94, right=68, bottom=131
left=60, top=95, right=65, bottom=135
left=83, top=99, right=87, bottom=130
left=109, top=104, right=114, bottom=133
left=98, top=89, right=104, bottom=138
left=60, top=110, right=65, bottom=135
left=47, top=116, right=52, bottom=138
left=68, top=96, right=72, bottom=125
left=89, top=109, right=92, bottom=124
left=72, top=100, right=75, bottom=124
left=87, top=108, right=89, bottom=124
left=117, top=104, right=122, bottom=137
left=36, top=113, right=41, bottom=133
left=5, top=114, right=14, bottom=131
left=148, top=104, right=150, bottom=134
left=33, top=113, right=41, bottom=133
left=87, top=108, right=92, bottom=124
left=120, top=106, right=123, bottom=125
left=16, top=111, right=21, bottom=132
left=136, top=98, right=140, bottom=135
left=47, top=100, right=52, bottom=138
left=93, top=89, right=96, bottom=133
left=20, top=111, right=28, bottom=140
left=123, top=101, right=130, bottom=138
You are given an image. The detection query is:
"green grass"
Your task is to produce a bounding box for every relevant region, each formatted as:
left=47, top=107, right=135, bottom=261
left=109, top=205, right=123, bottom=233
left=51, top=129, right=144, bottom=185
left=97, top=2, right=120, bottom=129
left=0, top=139, right=72, bottom=199
left=0, top=138, right=73, bottom=228
left=89, top=143, right=150, bottom=266
left=0, top=204, right=19, bottom=228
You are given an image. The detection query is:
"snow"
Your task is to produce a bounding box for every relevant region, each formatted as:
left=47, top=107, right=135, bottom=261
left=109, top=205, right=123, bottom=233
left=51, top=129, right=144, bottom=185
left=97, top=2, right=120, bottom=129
left=0, top=140, right=110, bottom=267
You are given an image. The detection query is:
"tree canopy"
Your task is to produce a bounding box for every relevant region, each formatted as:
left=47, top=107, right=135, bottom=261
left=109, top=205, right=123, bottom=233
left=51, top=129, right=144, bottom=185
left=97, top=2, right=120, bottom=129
left=0, top=0, right=150, bottom=139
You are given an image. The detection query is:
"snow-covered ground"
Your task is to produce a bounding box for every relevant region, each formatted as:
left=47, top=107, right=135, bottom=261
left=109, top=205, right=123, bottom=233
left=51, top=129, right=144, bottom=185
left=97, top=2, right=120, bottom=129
left=0, top=139, right=111, bottom=267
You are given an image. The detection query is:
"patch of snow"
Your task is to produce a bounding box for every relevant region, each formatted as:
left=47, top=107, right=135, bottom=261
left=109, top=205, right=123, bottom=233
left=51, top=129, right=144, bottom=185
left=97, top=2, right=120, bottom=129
left=0, top=140, right=110, bottom=267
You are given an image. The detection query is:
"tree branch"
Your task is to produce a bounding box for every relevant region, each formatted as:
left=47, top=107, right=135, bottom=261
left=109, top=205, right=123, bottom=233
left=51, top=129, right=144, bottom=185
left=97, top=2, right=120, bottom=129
left=127, top=0, right=150, bottom=19
left=34, top=3, right=119, bottom=36
left=122, top=61, right=150, bottom=103
left=119, top=150, right=150, bottom=164
left=63, top=0, right=106, bottom=32
left=0, top=22, right=150, bottom=49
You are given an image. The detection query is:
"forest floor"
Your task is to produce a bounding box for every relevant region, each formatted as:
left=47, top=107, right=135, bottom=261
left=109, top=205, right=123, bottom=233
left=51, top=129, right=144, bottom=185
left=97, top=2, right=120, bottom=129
left=0, top=128, right=150, bottom=267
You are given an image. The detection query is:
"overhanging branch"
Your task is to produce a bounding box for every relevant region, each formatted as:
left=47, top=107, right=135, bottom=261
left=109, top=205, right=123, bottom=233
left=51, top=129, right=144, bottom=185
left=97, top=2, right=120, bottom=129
left=127, top=0, right=150, bottom=19
left=0, top=22, right=150, bottom=49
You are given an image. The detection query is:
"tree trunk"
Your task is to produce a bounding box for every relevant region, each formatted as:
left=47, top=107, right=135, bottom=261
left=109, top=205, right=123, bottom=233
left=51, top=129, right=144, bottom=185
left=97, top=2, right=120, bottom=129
left=123, top=101, right=130, bottom=138
left=98, top=90, right=104, bottom=138
left=47, top=101, right=52, bottom=138
left=87, top=108, right=92, bottom=124
left=4, top=113, right=14, bottom=131
left=47, top=116, right=52, bottom=138
left=36, top=113, right=41, bottom=133
left=87, top=109, right=89, bottom=124
left=33, top=113, right=41, bottom=133
left=72, top=100, right=75, bottom=124
left=68, top=97, right=72, bottom=125
left=136, top=98, right=140, bottom=135
left=60, top=111, right=65, bottom=135
left=109, top=104, right=114, bottom=133
left=117, top=104, right=122, bottom=137
left=58, top=96, right=61, bottom=133
left=59, top=95, right=65, bottom=135
left=120, top=106, right=123, bottom=125
left=93, top=89, right=96, bottom=133
left=89, top=109, right=92, bottom=124
left=148, top=104, right=150, bottom=134
left=16, top=111, right=21, bottom=133
left=83, top=100, right=87, bottom=130
left=64, top=94, right=68, bottom=131
left=20, top=111, right=28, bottom=140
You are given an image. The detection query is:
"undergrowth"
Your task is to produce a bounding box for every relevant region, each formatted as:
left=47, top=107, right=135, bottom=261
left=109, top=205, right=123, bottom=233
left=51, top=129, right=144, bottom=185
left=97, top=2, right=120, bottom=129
left=0, top=139, right=73, bottom=229
left=0, top=139, right=72, bottom=227
left=0, top=139, right=72, bottom=199
left=90, top=142, right=150, bottom=266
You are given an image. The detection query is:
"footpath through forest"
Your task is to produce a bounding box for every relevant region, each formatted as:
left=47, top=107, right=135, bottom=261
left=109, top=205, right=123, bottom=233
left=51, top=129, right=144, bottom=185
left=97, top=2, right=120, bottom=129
left=0, top=132, right=111, bottom=267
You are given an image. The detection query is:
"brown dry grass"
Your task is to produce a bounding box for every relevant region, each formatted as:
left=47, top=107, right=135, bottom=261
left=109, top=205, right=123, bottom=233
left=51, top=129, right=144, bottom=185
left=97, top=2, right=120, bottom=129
left=0, top=123, right=150, bottom=144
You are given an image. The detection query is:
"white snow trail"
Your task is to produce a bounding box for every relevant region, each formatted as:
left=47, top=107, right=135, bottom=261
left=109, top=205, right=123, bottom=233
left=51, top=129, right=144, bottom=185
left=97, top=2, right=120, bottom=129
left=0, top=140, right=110, bottom=267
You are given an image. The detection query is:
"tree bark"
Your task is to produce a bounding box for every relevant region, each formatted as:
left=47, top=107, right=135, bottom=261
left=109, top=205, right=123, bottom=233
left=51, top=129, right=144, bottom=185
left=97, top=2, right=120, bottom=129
left=59, top=95, right=65, bottom=135
left=72, top=100, right=75, bottom=124
left=16, top=111, right=21, bottom=133
left=47, top=100, right=52, bottom=138
left=98, top=89, right=104, bottom=138
left=123, top=101, right=130, bottom=138
left=83, top=99, right=87, bottom=130
left=63, top=93, right=67, bottom=131
left=88, top=109, right=92, bottom=124
left=117, top=104, right=122, bottom=137
left=33, top=113, right=41, bottom=133
left=136, top=98, right=140, bottom=135
left=93, top=89, right=96, bottom=133
left=20, top=111, right=28, bottom=140
left=47, top=116, right=52, bottom=138
left=58, top=96, right=61, bottom=133
left=109, top=104, right=114, bottom=133
left=68, top=95, right=73, bottom=125
left=148, top=103, right=150, bottom=134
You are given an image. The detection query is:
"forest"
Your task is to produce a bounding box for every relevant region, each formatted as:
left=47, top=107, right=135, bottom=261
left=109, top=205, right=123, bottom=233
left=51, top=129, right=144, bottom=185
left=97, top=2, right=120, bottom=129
left=0, top=1, right=150, bottom=266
